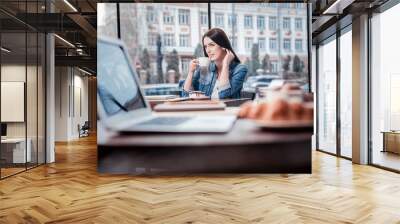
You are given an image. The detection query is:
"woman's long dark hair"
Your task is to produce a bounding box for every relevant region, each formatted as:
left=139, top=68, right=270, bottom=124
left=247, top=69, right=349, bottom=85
left=202, top=28, right=241, bottom=64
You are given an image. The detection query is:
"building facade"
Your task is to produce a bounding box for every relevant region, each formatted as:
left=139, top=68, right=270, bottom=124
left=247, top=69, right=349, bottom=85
left=100, top=3, right=308, bottom=83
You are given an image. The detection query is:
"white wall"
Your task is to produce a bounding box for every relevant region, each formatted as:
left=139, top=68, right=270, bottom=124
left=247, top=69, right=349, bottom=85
left=55, top=67, right=89, bottom=141
left=1, top=64, right=46, bottom=164
left=1, top=65, right=30, bottom=138
left=55, top=66, right=70, bottom=141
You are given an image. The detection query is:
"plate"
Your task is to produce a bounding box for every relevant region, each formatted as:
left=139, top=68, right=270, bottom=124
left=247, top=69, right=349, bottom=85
left=255, top=120, right=313, bottom=130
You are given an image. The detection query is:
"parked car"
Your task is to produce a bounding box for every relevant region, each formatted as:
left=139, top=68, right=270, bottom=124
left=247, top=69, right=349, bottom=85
left=242, top=75, right=280, bottom=92
left=142, top=83, right=180, bottom=96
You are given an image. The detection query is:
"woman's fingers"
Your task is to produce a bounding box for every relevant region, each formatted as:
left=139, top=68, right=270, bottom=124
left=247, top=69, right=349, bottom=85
left=191, top=59, right=199, bottom=66
left=227, top=50, right=234, bottom=58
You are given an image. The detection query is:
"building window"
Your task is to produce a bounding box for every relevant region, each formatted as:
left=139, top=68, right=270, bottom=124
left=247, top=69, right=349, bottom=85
left=283, top=17, right=291, bottom=30
left=148, top=33, right=158, bottom=46
left=163, top=33, right=175, bottom=46
left=179, top=34, right=190, bottom=47
left=269, top=16, right=277, bottom=30
left=181, top=58, right=190, bottom=75
left=269, top=38, right=277, bottom=51
left=244, top=15, right=253, bottom=29
left=257, top=16, right=265, bottom=30
left=258, top=38, right=266, bottom=51
left=295, top=39, right=303, bottom=52
left=229, top=36, right=238, bottom=49
left=282, top=3, right=291, bottom=8
left=163, top=12, right=174, bottom=25
left=295, top=18, right=303, bottom=31
left=200, top=11, right=208, bottom=26
left=268, top=3, right=277, bottom=8
left=215, top=13, right=224, bottom=27
left=146, top=6, right=156, bottom=23
left=295, top=3, right=303, bottom=9
left=178, top=9, right=190, bottom=25
left=228, top=14, right=237, bottom=27
left=245, top=37, right=253, bottom=50
left=283, top=38, right=291, bottom=51
left=271, top=61, right=278, bottom=72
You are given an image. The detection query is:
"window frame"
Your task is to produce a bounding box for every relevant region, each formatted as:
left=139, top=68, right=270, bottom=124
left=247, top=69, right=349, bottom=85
left=244, top=15, right=253, bottom=29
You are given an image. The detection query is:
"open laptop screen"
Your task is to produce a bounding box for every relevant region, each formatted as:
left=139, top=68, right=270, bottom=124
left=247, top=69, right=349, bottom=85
left=98, top=40, right=146, bottom=116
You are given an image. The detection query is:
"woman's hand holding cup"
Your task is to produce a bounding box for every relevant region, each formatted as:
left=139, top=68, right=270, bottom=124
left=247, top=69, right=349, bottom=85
left=189, top=59, right=199, bottom=74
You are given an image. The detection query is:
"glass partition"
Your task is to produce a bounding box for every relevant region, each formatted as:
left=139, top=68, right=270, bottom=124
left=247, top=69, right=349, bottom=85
left=1, top=31, right=28, bottom=177
left=38, top=33, right=45, bottom=165
left=27, top=30, right=38, bottom=169
left=0, top=1, right=46, bottom=179
left=371, top=3, right=400, bottom=171
left=339, top=28, right=352, bottom=158
left=317, top=36, right=337, bottom=154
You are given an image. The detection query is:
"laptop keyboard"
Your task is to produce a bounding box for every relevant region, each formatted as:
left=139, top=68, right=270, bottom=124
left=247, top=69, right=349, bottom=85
left=137, top=117, right=192, bottom=126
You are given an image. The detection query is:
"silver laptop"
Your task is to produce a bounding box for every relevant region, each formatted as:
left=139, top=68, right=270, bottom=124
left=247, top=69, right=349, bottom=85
left=97, top=37, right=236, bottom=133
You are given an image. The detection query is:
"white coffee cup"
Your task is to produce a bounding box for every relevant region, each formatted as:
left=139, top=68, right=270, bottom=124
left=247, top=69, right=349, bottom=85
left=198, top=57, right=210, bottom=68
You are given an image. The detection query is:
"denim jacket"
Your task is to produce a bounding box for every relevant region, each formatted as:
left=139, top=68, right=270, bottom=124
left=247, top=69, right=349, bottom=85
left=180, top=61, right=248, bottom=99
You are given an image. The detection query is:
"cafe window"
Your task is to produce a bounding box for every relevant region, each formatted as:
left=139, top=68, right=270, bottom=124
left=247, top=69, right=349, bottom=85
left=178, top=9, right=190, bottom=25
left=97, top=3, right=118, bottom=39
left=112, top=2, right=309, bottom=87
left=257, top=16, right=265, bottom=30
left=269, top=16, right=277, bottom=30
left=244, top=15, right=253, bottom=29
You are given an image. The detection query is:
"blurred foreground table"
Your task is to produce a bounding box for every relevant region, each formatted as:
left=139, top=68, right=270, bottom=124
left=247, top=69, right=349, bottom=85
left=98, top=108, right=312, bottom=174
left=147, top=97, right=252, bottom=109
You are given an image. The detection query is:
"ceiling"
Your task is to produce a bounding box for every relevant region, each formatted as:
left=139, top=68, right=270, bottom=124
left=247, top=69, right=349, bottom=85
left=0, top=0, right=97, bottom=74
left=311, top=0, right=390, bottom=43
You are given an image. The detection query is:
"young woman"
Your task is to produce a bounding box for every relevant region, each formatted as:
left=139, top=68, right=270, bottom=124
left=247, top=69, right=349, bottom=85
left=181, top=28, right=248, bottom=99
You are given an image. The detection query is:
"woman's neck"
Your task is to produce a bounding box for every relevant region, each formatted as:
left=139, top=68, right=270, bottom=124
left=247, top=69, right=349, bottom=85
left=214, top=60, right=223, bottom=77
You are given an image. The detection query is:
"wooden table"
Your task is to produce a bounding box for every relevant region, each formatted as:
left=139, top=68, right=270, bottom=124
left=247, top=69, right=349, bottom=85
left=98, top=108, right=312, bottom=174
